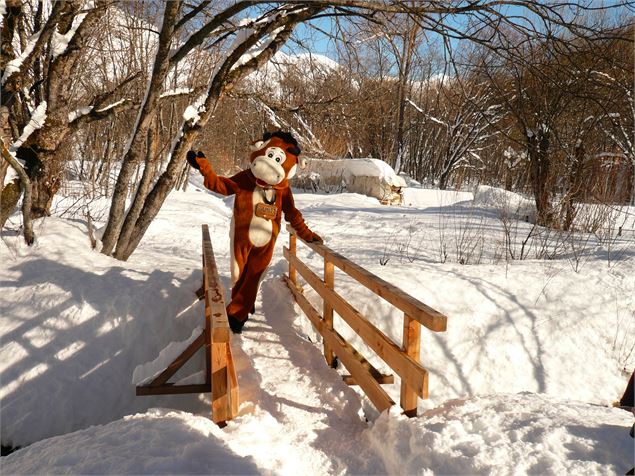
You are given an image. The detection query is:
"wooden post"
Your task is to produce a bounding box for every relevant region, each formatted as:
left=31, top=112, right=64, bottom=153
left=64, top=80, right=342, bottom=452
left=323, top=258, right=335, bottom=367
left=211, top=341, right=230, bottom=423
left=289, top=232, right=297, bottom=285
left=400, top=313, right=422, bottom=417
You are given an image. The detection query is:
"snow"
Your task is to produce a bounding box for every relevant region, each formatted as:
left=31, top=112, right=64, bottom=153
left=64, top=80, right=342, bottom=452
left=2, top=31, right=42, bottom=85
left=299, top=158, right=407, bottom=188
left=67, top=106, right=93, bottom=123
left=160, top=88, right=193, bottom=99
left=96, top=98, right=127, bottom=113
left=473, top=184, right=537, bottom=222
left=50, top=0, right=95, bottom=59
left=132, top=326, right=203, bottom=385
left=10, top=101, right=47, bottom=150
left=183, top=94, right=206, bottom=125
left=1, top=181, right=633, bottom=473
left=367, top=393, right=633, bottom=475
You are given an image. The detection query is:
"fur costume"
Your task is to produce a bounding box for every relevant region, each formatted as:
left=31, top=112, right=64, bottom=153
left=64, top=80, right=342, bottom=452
left=188, top=131, right=321, bottom=333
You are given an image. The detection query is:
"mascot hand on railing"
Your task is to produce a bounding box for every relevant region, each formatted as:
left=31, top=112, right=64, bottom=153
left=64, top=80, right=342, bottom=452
left=188, top=130, right=321, bottom=334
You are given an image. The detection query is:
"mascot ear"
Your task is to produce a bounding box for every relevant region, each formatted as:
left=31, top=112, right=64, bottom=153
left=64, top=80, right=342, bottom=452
left=287, top=145, right=301, bottom=156
left=299, top=158, right=308, bottom=170
left=250, top=140, right=265, bottom=152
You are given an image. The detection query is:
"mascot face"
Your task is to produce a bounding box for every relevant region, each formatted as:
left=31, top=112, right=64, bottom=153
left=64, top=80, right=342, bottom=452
left=249, top=133, right=306, bottom=187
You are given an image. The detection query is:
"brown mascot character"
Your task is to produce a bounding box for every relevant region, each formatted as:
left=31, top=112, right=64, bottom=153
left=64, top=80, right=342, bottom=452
left=188, top=131, right=322, bottom=333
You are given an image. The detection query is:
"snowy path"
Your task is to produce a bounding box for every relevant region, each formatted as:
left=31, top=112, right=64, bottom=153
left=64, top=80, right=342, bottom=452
left=221, top=275, right=387, bottom=474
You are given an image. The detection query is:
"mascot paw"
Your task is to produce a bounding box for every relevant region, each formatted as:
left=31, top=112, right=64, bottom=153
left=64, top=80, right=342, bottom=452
left=310, top=232, right=323, bottom=244
left=186, top=150, right=200, bottom=170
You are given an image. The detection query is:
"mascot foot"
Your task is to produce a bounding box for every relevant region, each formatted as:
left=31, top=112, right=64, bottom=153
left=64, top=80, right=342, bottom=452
left=228, top=315, right=246, bottom=334
left=250, top=305, right=256, bottom=315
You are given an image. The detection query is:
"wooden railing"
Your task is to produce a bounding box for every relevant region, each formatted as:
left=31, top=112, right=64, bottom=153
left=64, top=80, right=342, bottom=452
left=283, top=225, right=447, bottom=416
left=136, top=225, right=238, bottom=424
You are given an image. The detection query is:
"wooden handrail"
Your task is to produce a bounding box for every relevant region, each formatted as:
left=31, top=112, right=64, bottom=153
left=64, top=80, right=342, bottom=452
left=136, top=225, right=238, bottom=425
left=284, top=225, right=448, bottom=416
left=285, top=224, right=447, bottom=332
left=202, top=225, right=230, bottom=343
left=202, top=225, right=238, bottom=424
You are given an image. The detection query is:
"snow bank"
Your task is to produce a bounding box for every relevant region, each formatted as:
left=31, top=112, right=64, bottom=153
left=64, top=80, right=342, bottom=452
left=0, top=189, right=232, bottom=447
left=1, top=408, right=261, bottom=475
left=473, top=185, right=537, bottom=222
left=366, top=393, right=634, bottom=475
left=3, top=395, right=632, bottom=475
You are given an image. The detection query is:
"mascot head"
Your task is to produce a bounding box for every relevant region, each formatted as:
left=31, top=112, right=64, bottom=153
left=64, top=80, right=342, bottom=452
left=249, top=131, right=307, bottom=188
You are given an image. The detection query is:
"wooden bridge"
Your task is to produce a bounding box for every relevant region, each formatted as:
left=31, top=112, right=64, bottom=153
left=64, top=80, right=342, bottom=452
left=136, top=223, right=447, bottom=423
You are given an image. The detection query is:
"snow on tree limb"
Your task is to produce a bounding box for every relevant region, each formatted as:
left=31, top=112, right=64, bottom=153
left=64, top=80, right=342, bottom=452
left=11, top=102, right=47, bottom=151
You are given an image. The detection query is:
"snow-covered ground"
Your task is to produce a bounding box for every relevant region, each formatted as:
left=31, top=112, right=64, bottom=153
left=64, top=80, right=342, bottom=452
left=1, top=180, right=633, bottom=474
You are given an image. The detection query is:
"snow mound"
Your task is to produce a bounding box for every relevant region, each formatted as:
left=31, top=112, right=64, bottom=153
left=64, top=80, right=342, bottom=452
left=1, top=408, right=261, bottom=475
left=3, top=395, right=632, bottom=475
left=473, top=185, right=537, bottom=222
left=366, top=393, right=634, bottom=475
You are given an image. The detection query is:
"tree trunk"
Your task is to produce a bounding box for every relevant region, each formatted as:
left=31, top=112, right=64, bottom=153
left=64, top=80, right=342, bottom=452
left=100, top=0, right=182, bottom=256
left=527, top=129, right=556, bottom=228
left=113, top=118, right=160, bottom=259
left=1, top=142, right=34, bottom=244
left=114, top=7, right=320, bottom=260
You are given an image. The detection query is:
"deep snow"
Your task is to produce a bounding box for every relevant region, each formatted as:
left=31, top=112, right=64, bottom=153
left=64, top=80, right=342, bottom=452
left=1, top=178, right=633, bottom=474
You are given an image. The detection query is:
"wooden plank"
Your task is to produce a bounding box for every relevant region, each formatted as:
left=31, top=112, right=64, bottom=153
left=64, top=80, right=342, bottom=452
left=195, top=285, right=205, bottom=300
left=285, top=276, right=394, bottom=413
left=289, top=233, right=297, bottom=285
left=343, top=374, right=394, bottom=385
left=400, top=313, right=424, bottom=417
left=284, top=247, right=429, bottom=399
left=148, top=332, right=205, bottom=387
left=323, top=259, right=335, bottom=367
left=211, top=341, right=231, bottom=423
left=136, top=383, right=211, bottom=396
left=202, top=225, right=230, bottom=343
left=226, top=343, right=239, bottom=418
left=286, top=225, right=447, bottom=332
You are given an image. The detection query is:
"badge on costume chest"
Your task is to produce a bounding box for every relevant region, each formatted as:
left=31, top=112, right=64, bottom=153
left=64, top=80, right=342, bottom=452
left=255, top=187, right=277, bottom=220
left=255, top=202, right=277, bottom=220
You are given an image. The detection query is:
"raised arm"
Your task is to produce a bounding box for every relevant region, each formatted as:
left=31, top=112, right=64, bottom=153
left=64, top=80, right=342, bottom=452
left=187, top=150, right=238, bottom=196
left=282, top=187, right=322, bottom=243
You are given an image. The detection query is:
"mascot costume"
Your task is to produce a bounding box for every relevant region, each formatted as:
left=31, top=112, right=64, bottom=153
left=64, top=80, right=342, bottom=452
left=187, top=131, right=322, bottom=333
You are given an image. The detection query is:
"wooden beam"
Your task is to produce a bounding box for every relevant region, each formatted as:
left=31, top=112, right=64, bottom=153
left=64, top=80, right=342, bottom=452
left=284, top=247, right=429, bottom=399
left=211, top=341, right=231, bottom=423
left=343, top=374, right=394, bottom=385
left=323, top=258, right=335, bottom=367
left=289, top=232, right=297, bottom=285
left=202, top=225, right=230, bottom=343
left=285, top=276, right=394, bottom=413
left=400, top=313, right=424, bottom=417
left=226, top=342, right=239, bottom=418
left=136, top=383, right=211, bottom=396
left=148, top=332, right=205, bottom=387
left=286, top=225, right=447, bottom=332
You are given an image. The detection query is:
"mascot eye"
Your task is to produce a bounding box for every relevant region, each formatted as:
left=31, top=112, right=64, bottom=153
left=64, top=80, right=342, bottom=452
left=268, top=153, right=273, bottom=158
left=275, top=157, right=281, bottom=163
